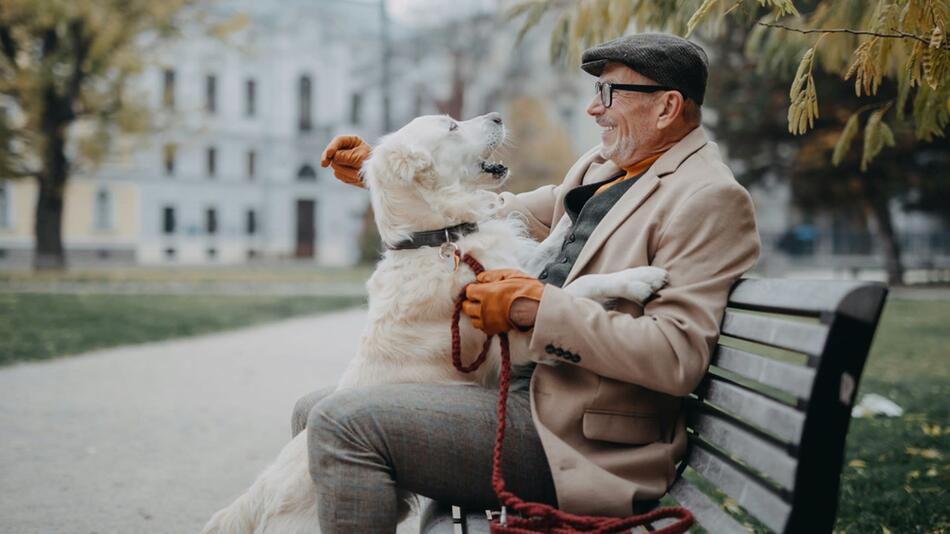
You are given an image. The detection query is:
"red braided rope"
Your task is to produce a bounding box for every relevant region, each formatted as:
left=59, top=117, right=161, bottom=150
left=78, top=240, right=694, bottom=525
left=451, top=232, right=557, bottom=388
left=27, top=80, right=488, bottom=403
left=451, top=251, right=693, bottom=534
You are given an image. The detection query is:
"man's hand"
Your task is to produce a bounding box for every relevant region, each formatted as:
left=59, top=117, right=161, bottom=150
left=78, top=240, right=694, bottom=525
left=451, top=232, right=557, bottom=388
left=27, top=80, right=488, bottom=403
left=320, top=135, right=371, bottom=188
left=462, top=269, right=544, bottom=336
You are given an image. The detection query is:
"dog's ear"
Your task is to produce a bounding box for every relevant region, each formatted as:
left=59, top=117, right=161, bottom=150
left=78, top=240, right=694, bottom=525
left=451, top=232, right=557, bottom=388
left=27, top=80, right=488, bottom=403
left=373, top=140, right=436, bottom=187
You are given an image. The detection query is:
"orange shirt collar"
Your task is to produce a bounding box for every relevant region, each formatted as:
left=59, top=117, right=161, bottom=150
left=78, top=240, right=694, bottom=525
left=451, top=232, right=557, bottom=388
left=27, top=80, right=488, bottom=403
left=622, top=152, right=664, bottom=179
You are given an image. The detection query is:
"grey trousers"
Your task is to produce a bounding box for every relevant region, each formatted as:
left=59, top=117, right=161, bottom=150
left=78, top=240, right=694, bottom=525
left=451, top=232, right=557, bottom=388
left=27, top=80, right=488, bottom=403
left=291, top=380, right=558, bottom=533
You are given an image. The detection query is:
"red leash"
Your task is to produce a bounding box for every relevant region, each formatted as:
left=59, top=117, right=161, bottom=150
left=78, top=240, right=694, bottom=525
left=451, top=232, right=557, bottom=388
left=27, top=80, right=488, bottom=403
left=451, top=251, right=693, bottom=534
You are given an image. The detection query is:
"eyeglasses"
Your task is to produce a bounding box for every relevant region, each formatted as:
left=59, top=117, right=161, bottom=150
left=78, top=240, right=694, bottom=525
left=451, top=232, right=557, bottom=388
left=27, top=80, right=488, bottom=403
left=594, top=81, right=677, bottom=108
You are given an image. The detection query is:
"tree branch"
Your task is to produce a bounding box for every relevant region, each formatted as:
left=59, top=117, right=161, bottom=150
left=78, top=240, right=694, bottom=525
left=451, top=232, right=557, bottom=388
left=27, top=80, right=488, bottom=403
left=758, top=21, right=950, bottom=50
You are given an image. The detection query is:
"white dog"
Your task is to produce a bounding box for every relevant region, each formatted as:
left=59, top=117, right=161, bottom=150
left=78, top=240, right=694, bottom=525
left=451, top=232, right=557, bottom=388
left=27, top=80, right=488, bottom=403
left=201, top=113, right=667, bottom=534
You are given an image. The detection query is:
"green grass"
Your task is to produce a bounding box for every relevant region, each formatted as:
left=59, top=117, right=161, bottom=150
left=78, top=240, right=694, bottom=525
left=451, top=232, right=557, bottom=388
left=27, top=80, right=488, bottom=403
left=0, top=293, right=366, bottom=365
left=0, top=265, right=375, bottom=284
left=835, top=299, right=950, bottom=534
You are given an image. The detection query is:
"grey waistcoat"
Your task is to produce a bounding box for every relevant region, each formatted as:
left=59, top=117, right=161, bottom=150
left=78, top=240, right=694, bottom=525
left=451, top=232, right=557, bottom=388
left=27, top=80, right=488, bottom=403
left=538, top=171, right=638, bottom=288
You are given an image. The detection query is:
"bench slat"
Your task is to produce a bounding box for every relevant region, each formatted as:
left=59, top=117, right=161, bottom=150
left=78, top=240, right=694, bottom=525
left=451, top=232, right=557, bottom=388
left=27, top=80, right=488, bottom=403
left=713, top=345, right=816, bottom=400
left=691, top=411, right=798, bottom=491
left=721, top=310, right=828, bottom=356
left=668, top=478, right=748, bottom=534
left=689, top=445, right=791, bottom=533
left=703, top=378, right=805, bottom=446
left=727, top=278, right=885, bottom=322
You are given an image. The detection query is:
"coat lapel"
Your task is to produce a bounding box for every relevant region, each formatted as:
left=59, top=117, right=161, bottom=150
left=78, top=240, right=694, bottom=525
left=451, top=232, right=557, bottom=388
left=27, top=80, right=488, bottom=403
left=562, top=127, right=710, bottom=285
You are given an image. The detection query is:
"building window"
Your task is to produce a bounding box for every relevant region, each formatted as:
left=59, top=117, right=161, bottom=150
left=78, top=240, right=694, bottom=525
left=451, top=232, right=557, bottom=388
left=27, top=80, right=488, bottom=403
left=164, top=247, right=176, bottom=260
left=247, top=150, right=256, bottom=179
left=207, top=247, right=217, bottom=260
left=245, top=78, right=256, bottom=117
left=163, top=144, right=176, bottom=176
left=206, top=208, right=217, bottom=235
left=162, top=206, right=176, bottom=234
left=94, top=188, right=112, bottom=231
left=298, top=75, right=312, bottom=131
left=350, top=92, right=362, bottom=125
left=205, top=74, right=217, bottom=114
left=297, top=164, right=317, bottom=181
left=246, top=209, right=257, bottom=235
left=207, top=147, right=217, bottom=178
left=0, top=185, right=9, bottom=228
left=163, top=69, right=175, bottom=109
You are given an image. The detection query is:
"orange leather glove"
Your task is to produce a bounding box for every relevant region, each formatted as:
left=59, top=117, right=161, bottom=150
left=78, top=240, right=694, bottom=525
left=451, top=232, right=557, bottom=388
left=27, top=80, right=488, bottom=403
left=462, top=269, right=544, bottom=336
left=320, top=135, right=371, bottom=188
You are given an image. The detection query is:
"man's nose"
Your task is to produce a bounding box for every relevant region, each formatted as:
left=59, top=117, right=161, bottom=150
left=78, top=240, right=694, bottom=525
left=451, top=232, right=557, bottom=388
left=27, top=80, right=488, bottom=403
left=484, top=112, right=503, bottom=125
left=586, top=96, right=605, bottom=117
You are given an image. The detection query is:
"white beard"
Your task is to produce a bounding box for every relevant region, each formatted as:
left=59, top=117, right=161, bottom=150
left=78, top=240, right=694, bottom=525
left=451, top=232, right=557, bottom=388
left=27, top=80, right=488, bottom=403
left=600, top=134, right=637, bottom=164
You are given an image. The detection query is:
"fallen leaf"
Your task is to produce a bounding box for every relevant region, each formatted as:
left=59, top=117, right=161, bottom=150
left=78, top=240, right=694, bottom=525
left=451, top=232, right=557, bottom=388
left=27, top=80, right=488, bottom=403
left=905, top=447, right=942, bottom=459
left=883, top=526, right=892, bottom=534
left=722, top=497, right=740, bottom=513
left=849, top=459, right=867, bottom=468
left=907, top=470, right=921, bottom=479
left=920, top=423, right=942, bottom=437
left=926, top=467, right=938, bottom=477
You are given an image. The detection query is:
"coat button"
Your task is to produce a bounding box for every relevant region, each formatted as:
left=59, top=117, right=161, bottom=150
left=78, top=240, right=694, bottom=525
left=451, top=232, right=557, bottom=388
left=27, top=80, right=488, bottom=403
left=567, top=233, right=576, bottom=243
left=539, top=270, right=548, bottom=279
left=560, top=257, right=569, bottom=264
left=572, top=354, right=581, bottom=363
left=555, top=348, right=564, bottom=356
left=545, top=344, right=554, bottom=354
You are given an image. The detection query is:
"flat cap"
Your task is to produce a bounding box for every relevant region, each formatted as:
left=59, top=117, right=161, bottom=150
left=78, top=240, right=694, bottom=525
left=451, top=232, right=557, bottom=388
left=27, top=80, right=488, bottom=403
left=581, top=33, right=709, bottom=105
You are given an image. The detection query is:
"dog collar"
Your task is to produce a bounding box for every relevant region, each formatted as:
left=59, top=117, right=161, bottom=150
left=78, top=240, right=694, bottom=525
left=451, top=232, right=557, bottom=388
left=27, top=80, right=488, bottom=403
left=387, top=222, right=479, bottom=251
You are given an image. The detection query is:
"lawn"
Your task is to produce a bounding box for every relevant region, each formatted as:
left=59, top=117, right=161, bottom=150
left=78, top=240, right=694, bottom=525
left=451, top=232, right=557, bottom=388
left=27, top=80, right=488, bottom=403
left=0, top=293, right=365, bottom=365
left=834, top=299, right=950, bottom=534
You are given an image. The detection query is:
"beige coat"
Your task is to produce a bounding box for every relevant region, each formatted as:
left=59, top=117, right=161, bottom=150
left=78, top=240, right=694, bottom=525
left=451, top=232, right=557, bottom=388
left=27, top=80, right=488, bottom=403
left=497, top=126, right=760, bottom=516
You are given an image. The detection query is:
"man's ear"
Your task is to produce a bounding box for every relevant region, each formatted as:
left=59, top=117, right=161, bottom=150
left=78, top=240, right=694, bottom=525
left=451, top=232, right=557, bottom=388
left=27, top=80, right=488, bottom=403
left=656, top=91, right=685, bottom=129
left=376, top=139, right=436, bottom=186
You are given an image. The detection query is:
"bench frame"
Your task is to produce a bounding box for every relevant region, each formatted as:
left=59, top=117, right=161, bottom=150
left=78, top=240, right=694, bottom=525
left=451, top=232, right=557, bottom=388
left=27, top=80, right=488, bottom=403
left=421, top=278, right=889, bottom=534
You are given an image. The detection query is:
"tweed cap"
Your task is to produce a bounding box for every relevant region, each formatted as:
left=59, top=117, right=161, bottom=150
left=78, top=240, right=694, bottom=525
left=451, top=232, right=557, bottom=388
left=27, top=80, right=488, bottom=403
left=581, top=33, right=709, bottom=105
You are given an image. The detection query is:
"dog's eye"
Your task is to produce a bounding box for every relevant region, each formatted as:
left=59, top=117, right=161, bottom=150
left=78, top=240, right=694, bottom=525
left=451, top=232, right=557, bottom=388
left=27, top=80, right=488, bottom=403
left=448, top=122, right=458, bottom=132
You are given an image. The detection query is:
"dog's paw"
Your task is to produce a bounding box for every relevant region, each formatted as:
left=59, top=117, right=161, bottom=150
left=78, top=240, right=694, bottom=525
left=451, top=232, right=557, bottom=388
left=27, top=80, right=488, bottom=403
left=620, top=281, right=654, bottom=304
left=629, top=266, right=669, bottom=292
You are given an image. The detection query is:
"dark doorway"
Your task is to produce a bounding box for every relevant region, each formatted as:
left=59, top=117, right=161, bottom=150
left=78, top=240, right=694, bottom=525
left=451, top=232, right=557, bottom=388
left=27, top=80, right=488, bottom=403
left=295, top=199, right=316, bottom=258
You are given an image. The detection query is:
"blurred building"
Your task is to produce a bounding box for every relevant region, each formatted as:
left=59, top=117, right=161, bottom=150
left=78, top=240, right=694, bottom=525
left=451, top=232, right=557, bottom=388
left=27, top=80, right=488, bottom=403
left=0, top=0, right=373, bottom=267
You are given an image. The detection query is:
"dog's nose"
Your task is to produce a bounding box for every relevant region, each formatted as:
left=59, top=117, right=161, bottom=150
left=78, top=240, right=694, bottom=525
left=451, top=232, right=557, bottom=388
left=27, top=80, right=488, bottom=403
left=485, top=112, right=503, bottom=125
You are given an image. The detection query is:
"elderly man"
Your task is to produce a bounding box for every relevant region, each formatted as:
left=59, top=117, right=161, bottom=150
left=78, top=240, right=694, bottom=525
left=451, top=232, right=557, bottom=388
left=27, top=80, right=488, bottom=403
left=295, top=33, right=760, bottom=531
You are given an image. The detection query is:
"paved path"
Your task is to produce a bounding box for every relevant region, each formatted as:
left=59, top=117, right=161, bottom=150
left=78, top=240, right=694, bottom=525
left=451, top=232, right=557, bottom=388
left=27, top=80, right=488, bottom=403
left=0, top=308, right=422, bottom=534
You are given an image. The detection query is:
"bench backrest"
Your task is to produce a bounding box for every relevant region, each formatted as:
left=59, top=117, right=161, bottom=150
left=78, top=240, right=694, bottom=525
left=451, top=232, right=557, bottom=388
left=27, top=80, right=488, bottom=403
left=669, top=278, right=888, bottom=533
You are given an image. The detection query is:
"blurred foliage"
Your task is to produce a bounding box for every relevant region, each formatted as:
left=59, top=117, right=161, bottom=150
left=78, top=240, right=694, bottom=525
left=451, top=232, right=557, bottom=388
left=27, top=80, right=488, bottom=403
left=0, top=0, right=195, bottom=176
left=510, top=0, right=949, bottom=170
left=500, top=95, right=577, bottom=193
left=0, top=0, right=198, bottom=268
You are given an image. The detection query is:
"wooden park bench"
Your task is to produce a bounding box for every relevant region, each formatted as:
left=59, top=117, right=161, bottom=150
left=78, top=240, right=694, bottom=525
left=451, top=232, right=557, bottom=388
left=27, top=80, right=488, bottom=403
left=420, top=277, right=889, bottom=533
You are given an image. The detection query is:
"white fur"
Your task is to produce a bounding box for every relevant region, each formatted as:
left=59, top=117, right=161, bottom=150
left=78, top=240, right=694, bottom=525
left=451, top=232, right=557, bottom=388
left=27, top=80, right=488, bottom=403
left=201, top=114, right=667, bottom=534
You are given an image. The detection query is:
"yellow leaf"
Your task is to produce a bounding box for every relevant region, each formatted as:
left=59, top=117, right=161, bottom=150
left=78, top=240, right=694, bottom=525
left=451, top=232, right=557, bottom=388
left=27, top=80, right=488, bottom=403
left=833, top=111, right=861, bottom=166
left=686, top=0, right=720, bottom=37
left=921, top=423, right=942, bottom=436
left=883, top=526, right=892, bottom=534
left=849, top=459, right=867, bottom=468
left=905, top=447, right=942, bottom=459
left=722, top=496, right=740, bottom=513
left=931, top=27, right=944, bottom=49
left=926, top=467, right=938, bottom=477
left=907, top=469, right=921, bottom=479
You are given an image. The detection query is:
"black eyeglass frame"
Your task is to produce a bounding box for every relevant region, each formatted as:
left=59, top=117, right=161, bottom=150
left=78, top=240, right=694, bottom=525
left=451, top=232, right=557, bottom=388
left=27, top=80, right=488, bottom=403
left=594, top=81, right=678, bottom=108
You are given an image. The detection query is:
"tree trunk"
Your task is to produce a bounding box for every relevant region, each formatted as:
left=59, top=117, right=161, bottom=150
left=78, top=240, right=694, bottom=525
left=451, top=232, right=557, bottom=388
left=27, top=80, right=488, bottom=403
left=33, top=114, right=69, bottom=270
left=861, top=184, right=905, bottom=286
